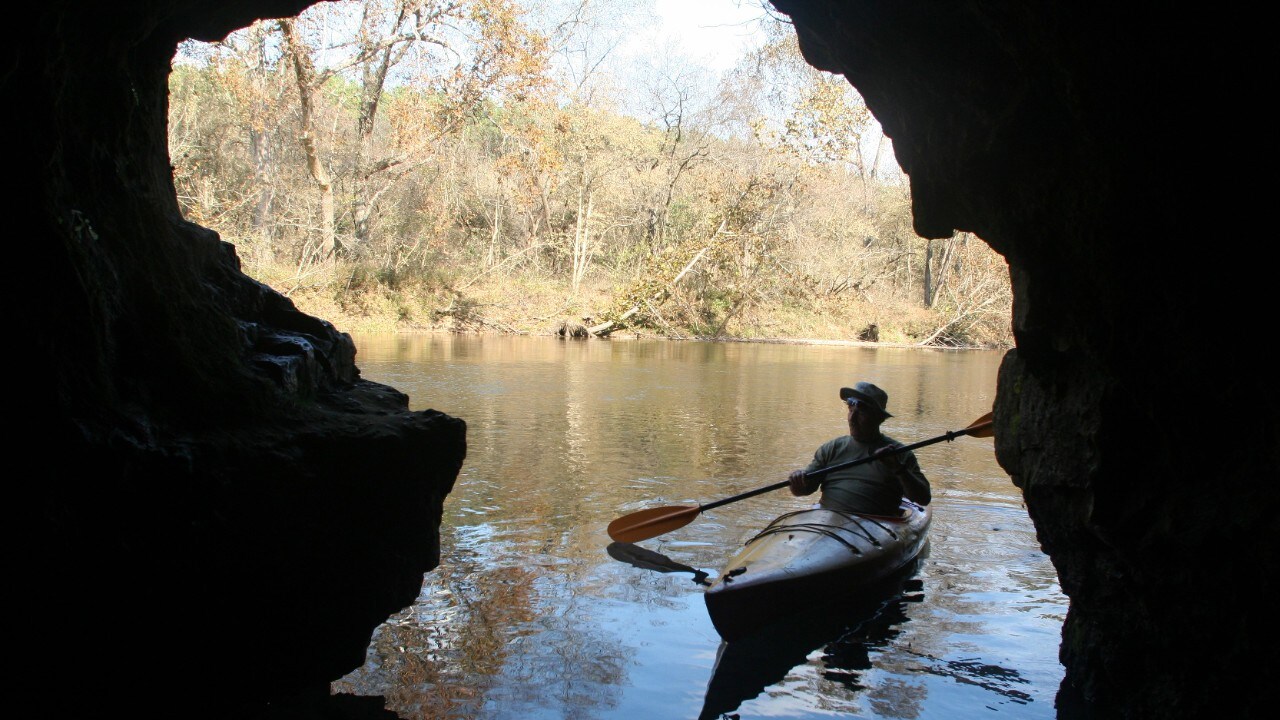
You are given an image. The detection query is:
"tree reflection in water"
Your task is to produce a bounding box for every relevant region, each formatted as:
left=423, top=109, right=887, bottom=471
left=333, top=560, right=538, bottom=717
left=335, top=526, right=633, bottom=719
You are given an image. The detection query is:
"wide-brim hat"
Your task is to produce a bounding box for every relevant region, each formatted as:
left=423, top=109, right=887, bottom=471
left=839, top=381, right=892, bottom=417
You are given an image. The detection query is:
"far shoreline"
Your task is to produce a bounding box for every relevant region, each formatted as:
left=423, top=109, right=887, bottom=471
left=344, top=326, right=1011, bottom=352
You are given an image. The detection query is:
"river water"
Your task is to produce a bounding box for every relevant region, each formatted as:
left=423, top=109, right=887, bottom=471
left=332, top=334, right=1066, bottom=719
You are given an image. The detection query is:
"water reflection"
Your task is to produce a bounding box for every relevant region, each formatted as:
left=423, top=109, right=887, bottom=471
left=606, top=542, right=711, bottom=586
left=699, top=564, right=924, bottom=720
left=911, top=654, right=1034, bottom=705
left=335, top=335, right=1065, bottom=719
left=333, top=550, right=541, bottom=716
left=335, top=530, right=631, bottom=719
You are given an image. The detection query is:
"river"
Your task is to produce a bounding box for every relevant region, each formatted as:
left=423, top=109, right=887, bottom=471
left=332, top=334, right=1066, bottom=719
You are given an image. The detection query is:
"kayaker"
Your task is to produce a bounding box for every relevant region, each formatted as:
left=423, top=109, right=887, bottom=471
left=787, top=381, right=931, bottom=515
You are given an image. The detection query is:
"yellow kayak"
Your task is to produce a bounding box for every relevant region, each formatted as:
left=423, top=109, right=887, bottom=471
left=704, top=500, right=931, bottom=641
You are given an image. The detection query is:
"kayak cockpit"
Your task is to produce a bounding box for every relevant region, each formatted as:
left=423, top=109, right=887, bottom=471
left=705, top=500, right=931, bottom=640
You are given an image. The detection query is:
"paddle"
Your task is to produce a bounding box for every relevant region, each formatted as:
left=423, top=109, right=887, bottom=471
left=607, top=412, right=995, bottom=543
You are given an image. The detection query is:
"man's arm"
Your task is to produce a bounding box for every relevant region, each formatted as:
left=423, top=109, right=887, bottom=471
left=876, top=442, right=931, bottom=505
left=897, top=452, right=931, bottom=505
left=789, top=440, right=836, bottom=496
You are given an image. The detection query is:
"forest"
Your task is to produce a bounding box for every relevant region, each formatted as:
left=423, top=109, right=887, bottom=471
left=168, top=0, right=1012, bottom=347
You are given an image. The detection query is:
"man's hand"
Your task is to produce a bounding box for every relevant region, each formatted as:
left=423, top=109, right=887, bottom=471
left=875, top=443, right=905, bottom=473
left=788, top=469, right=814, bottom=496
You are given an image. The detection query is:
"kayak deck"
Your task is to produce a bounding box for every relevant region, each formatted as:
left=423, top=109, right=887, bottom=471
left=704, top=501, right=931, bottom=641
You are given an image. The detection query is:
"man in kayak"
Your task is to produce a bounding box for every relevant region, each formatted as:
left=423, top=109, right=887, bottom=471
left=787, top=381, right=930, bottom=515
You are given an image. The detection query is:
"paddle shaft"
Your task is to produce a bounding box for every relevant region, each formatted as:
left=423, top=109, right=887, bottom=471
left=606, top=413, right=993, bottom=543
left=697, top=420, right=993, bottom=513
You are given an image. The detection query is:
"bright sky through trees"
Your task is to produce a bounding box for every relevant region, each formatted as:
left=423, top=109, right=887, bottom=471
left=648, top=0, right=770, bottom=72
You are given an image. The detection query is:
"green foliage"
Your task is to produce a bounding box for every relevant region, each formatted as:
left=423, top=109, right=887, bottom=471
left=321, top=75, right=363, bottom=114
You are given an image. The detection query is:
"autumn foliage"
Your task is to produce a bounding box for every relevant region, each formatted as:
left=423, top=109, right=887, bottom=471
left=169, top=0, right=1012, bottom=347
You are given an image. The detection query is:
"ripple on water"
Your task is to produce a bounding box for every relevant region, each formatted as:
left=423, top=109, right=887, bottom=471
left=339, top=335, right=1064, bottom=719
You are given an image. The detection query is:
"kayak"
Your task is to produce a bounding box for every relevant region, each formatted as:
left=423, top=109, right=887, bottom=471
left=703, top=500, right=931, bottom=641
left=699, top=571, right=919, bottom=720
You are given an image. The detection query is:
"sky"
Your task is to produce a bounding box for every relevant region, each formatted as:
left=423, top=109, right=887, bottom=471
left=650, top=0, right=772, bottom=73
left=614, top=0, right=900, bottom=179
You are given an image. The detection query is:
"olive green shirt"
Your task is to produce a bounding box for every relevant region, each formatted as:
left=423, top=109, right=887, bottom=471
left=804, top=434, right=931, bottom=515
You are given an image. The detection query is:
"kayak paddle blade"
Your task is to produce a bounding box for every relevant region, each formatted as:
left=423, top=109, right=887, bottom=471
left=964, top=412, right=995, bottom=438
left=607, top=505, right=701, bottom=543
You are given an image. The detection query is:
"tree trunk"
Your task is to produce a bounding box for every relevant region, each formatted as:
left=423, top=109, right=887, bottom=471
left=280, top=18, right=338, bottom=262
left=572, top=187, right=594, bottom=293
left=247, top=24, right=275, bottom=247
left=924, top=238, right=936, bottom=307
left=924, top=233, right=962, bottom=308
left=352, top=8, right=397, bottom=251
left=487, top=201, right=502, bottom=268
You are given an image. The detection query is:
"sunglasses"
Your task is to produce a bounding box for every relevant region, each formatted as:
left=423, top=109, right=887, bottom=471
left=845, top=398, right=883, bottom=415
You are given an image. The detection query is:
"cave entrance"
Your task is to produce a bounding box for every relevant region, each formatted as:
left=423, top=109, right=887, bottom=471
left=167, top=0, right=1012, bottom=347
left=162, top=2, right=1048, bottom=717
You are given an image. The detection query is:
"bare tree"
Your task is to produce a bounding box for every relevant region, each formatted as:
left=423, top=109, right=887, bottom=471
left=278, top=0, right=548, bottom=263
left=278, top=16, right=339, bottom=262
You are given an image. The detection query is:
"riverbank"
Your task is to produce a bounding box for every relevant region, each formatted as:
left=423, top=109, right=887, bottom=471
left=271, top=270, right=1013, bottom=350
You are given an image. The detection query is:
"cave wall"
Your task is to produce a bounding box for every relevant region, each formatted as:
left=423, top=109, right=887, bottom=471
left=773, top=1, right=1277, bottom=718
left=12, top=0, right=1278, bottom=718
left=13, top=1, right=465, bottom=716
